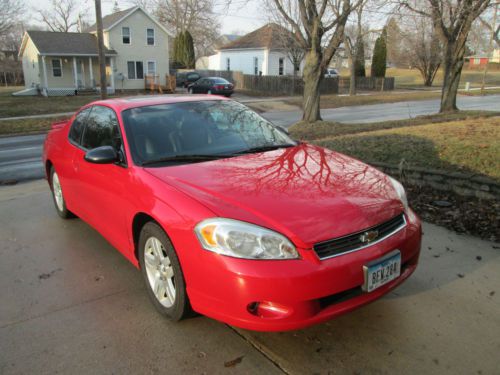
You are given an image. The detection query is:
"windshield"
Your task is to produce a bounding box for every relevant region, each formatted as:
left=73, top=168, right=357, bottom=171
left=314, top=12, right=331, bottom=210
left=213, top=78, right=230, bottom=84
left=122, top=100, right=296, bottom=166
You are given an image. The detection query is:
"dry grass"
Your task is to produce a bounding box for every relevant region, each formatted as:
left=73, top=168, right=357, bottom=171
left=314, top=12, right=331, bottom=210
left=312, top=116, right=500, bottom=181
left=336, top=67, right=500, bottom=89
left=0, top=117, right=68, bottom=136
left=0, top=89, right=153, bottom=118
left=288, top=111, right=500, bottom=141
left=286, top=90, right=442, bottom=109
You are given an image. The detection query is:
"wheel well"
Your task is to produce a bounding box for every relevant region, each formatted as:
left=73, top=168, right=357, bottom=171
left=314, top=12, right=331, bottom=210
left=45, top=160, right=53, bottom=182
left=132, top=213, right=157, bottom=262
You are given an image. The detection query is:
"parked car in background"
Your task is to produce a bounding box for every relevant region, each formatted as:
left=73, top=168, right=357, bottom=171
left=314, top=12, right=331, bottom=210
left=188, top=77, right=234, bottom=96
left=176, top=71, right=201, bottom=88
left=324, top=68, right=339, bottom=78
left=43, top=96, right=422, bottom=332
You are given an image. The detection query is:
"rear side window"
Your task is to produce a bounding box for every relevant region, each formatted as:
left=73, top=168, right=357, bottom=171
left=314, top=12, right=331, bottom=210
left=69, top=107, right=92, bottom=145
left=81, top=106, right=120, bottom=150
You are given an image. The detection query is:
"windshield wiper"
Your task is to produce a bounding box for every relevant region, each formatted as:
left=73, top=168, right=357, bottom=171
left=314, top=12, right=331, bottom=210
left=231, top=144, right=296, bottom=155
left=141, top=154, right=229, bottom=166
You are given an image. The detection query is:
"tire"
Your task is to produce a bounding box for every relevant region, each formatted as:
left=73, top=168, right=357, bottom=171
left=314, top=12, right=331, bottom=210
left=139, top=222, right=191, bottom=321
left=225, top=93, right=232, bottom=97
left=207, top=89, right=212, bottom=95
left=50, top=167, right=74, bottom=219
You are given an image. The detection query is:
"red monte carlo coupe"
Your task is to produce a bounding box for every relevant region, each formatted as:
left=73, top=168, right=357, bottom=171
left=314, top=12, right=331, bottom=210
left=43, top=96, right=422, bottom=331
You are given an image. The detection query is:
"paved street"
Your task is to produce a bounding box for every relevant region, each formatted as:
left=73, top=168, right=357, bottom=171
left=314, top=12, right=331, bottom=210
left=1, top=94, right=499, bottom=183
left=0, top=134, right=45, bottom=182
left=1, top=181, right=499, bottom=374
left=265, top=94, right=500, bottom=126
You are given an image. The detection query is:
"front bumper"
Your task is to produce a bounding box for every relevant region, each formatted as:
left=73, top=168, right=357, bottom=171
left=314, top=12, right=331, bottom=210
left=183, top=209, right=422, bottom=331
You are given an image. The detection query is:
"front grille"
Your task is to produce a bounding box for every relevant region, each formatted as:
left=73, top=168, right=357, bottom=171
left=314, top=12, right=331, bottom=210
left=313, top=213, right=406, bottom=260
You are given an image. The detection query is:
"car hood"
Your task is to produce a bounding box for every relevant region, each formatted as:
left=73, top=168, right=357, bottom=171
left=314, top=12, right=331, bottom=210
left=144, top=144, right=404, bottom=247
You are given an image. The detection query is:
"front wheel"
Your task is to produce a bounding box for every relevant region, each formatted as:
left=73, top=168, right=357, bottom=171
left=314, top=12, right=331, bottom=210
left=50, top=167, right=74, bottom=219
left=139, top=222, right=192, bottom=321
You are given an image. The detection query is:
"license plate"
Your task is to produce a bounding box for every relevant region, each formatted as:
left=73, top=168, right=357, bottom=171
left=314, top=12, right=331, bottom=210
left=363, top=250, right=401, bottom=292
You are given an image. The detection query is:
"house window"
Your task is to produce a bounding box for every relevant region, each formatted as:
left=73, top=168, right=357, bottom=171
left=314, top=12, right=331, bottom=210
left=52, top=59, right=62, bottom=77
left=127, top=61, right=144, bottom=79
left=254, top=57, right=258, bottom=75
left=147, top=61, right=156, bottom=75
left=147, top=28, right=155, bottom=45
left=122, top=27, right=131, bottom=44
left=226, top=57, right=230, bottom=71
left=278, top=58, right=284, bottom=76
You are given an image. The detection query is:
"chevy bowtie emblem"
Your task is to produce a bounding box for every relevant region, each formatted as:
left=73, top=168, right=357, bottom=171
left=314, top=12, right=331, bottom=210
left=359, top=230, right=379, bottom=244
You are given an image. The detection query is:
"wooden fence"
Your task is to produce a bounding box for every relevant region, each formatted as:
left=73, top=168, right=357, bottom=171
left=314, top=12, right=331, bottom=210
left=193, top=70, right=394, bottom=96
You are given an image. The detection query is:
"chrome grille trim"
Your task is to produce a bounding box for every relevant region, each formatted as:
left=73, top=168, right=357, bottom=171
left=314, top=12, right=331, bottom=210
left=314, top=214, right=407, bottom=260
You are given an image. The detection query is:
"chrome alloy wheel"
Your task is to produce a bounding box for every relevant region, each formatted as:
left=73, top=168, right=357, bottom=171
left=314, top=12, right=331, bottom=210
left=144, top=237, right=176, bottom=307
left=52, top=172, right=64, bottom=212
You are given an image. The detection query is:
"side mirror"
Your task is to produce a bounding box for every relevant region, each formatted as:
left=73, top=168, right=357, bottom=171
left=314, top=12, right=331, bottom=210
left=276, top=125, right=289, bottom=135
left=84, top=146, right=118, bottom=164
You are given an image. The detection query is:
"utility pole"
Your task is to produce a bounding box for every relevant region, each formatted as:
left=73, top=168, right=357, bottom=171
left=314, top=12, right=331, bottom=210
left=95, top=0, right=107, bottom=99
left=481, top=3, right=498, bottom=94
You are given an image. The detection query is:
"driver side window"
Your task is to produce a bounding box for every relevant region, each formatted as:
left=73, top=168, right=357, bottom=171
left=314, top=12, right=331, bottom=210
left=81, top=106, right=121, bottom=150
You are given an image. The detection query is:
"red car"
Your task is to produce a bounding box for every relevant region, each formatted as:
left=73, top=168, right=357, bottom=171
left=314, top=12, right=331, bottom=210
left=43, top=96, right=421, bottom=331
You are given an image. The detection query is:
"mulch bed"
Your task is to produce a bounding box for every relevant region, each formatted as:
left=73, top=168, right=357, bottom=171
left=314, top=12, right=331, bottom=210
left=406, top=185, right=500, bottom=243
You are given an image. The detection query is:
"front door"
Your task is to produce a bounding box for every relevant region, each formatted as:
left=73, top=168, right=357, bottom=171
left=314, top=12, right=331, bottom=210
left=76, top=59, right=85, bottom=88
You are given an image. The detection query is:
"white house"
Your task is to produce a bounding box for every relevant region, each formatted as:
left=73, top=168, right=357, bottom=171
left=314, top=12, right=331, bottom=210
left=17, top=6, right=171, bottom=96
left=207, top=24, right=303, bottom=76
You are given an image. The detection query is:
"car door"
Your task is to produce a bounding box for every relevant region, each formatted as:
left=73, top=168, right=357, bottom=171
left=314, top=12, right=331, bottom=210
left=193, top=79, right=204, bottom=93
left=73, top=105, right=131, bottom=252
left=63, top=106, right=92, bottom=215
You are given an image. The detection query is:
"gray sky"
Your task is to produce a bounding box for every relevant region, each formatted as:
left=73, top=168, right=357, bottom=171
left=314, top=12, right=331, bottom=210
left=23, top=0, right=267, bottom=35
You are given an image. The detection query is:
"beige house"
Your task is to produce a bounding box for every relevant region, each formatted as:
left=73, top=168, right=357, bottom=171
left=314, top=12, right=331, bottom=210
left=17, top=6, right=171, bottom=96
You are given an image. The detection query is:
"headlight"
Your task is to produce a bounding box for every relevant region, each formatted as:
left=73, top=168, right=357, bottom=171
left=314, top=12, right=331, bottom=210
left=194, top=218, right=298, bottom=260
left=389, top=177, right=409, bottom=211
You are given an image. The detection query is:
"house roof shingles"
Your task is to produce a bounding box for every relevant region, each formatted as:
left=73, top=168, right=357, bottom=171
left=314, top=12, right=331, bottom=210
left=219, top=23, right=295, bottom=51
left=26, top=30, right=117, bottom=56
left=85, top=7, right=136, bottom=33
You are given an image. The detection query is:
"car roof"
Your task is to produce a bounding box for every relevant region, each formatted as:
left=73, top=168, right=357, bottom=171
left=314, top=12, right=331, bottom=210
left=89, top=95, right=230, bottom=112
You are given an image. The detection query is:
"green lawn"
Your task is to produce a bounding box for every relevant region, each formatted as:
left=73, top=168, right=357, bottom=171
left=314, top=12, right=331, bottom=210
left=311, top=116, right=500, bottom=181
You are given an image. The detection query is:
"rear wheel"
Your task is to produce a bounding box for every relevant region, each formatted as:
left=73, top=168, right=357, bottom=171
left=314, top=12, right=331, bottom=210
left=50, top=167, right=74, bottom=219
left=139, top=222, right=191, bottom=321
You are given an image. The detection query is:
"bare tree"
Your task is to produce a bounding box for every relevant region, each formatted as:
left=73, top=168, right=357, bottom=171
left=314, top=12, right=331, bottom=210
left=271, top=0, right=361, bottom=122
left=402, top=0, right=493, bottom=112
left=343, top=1, right=373, bottom=96
left=0, top=0, right=24, bottom=36
left=37, top=0, right=81, bottom=32
left=479, top=5, right=500, bottom=47
left=153, top=0, right=221, bottom=58
left=399, top=12, right=442, bottom=86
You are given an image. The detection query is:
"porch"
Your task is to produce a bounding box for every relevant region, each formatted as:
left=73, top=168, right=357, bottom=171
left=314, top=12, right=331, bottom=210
left=40, top=55, right=116, bottom=96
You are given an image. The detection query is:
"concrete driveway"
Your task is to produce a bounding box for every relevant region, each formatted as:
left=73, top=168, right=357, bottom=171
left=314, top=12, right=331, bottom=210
left=1, top=181, right=499, bottom=374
